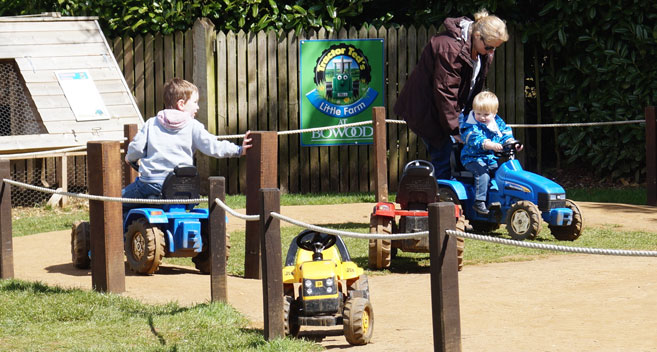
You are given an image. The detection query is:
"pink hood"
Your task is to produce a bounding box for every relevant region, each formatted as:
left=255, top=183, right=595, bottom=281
left=156, top=109, right=193, bottom=131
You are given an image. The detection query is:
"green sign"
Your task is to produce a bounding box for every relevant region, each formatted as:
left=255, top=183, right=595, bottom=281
left=299, top=39, right=385, bottom=146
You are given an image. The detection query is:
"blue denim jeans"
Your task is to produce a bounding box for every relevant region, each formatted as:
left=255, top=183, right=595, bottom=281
left=121, top=177, right=163, bottom=216
left=424, top=137, right=454, bottom=180
left=463, top=161, right=498, bottom=202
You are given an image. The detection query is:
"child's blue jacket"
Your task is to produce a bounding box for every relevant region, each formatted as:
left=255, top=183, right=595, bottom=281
left=460, top=111, right=515, bottom=167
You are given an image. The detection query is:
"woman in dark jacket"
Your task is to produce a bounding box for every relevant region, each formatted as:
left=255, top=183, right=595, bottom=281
left=394, top=9, right=508, bottom=180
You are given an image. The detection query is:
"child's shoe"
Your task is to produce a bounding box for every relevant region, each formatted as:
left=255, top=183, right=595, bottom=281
left=473, top=201, right=489, bottom=215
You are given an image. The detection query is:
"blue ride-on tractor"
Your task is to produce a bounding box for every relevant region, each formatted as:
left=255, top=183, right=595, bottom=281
left=438, top=139, right=583, bottom=241
left=71, top=165, right=219, bottom=275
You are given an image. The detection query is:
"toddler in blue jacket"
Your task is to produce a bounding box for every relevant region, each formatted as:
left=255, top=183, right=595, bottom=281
left=460, top=91, right=521, bottom=215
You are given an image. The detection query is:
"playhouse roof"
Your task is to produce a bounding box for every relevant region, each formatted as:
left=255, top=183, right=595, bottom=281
left=0, top=14, right=143, bottom=154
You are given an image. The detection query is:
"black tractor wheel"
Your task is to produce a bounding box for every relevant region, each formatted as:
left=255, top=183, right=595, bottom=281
left=549, top=199, right=583, bottom=241
left=71, top=220, right=91, bottom=269
left=325, top=81, right=333, bottom=99
left=506, top=201, right=542, bottom=241
left=283, top=295, right=300, bottom=337
left=368, top=214, right=392, bottom=269
left=470, top=220, right=500, bottom=233
left=343, top=297, right=374, bottom=345
left=438, top=187, right=466, bottom=271
left=192, top=220, right=231, bottom=274
left=124, top=218, right=165, bottom=275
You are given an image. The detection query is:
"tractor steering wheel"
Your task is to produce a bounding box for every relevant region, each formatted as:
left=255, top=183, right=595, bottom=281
left=494, top=139, right=523, bottom=159
left=296, top=231, right=337, bottom=258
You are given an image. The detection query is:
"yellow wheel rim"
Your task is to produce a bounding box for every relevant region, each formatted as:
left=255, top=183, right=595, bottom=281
left=361, top=309, right=370, bottom=334
left=132, top=232, right=145, bottom=260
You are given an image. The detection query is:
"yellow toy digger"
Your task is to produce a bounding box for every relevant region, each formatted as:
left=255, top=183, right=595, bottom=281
left=282, top=229, right=373, bottom=345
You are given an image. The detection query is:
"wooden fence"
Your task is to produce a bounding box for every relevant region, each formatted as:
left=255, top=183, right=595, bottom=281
left=110, top=20, right=524, bottom=194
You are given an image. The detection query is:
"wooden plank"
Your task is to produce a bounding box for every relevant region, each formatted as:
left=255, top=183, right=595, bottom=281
left=216, top=31, right=229, bottom=179
left=259, top=188, right=284, bottom=340
left=494, top=40, right=505, bottom=117
left=19, top=67, right=119, bottom=83
left=227, top=31, right=239, bottom=194
left=134, top=35, right=145, bottom=117
left=287, top=30, right=300, bottom=193
left=0, top=43, right=109, bottom=58
left=122, top=35, right=134, bottom=91
left=245, top=132, right=278, bottom=279
left=247, top=32, right=258, bottom=133
left=267, top=30, right=278, bottom=134
left=25, top=80, right=125, bottom=96
left=257, top=31, right=268, bottom=131
left=44, top=119, right=136, bottom=133
left=428, top=202, right=461, bottom=351
left=164, top=34, right=174, bottom=84
left=406, top=25, right=419, bottom=161
left=154, top=34, right=164, bottom=111
left=0, top=159, right=14, bottom=279
left=0, top=30, right=103, bottom=46
left=0, top=21, right=98, bottom=32
left=0, top=132, right=124, bottom=153
left=646, top=106, right=657, bottom=205
left=15, top=56, right=117, bottom=71
left=123, top=124, right=139, bottom=187
left=237, top=30, right=248, bottom=193
left=32, top=92, right=134, bottom=109
left=209, top=177, right=228, bottom=302
left=397, top=26, right=408, bottom=175
left=386, top=26, right=399, bottom=192
left=184, top=29, right=194, bottom=81
left=373, top=107, right=388, bottom=202
left=87, top=141, right=125, bottom=293
left=111, top=35, right=122, bottom=70
left=39, top=105, right=140, bottom=121
left=514, top=28, right=526, bottom=156
left=277, top=30, right=290, bottom=193
left=144, top=34, right=155, bottom=118
left=174, top=31, right=185, bottom=78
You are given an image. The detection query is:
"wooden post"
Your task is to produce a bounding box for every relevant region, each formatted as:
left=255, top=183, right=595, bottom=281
left=192, top=18, right=217, bottom=193
left=209, top=176, right=228, bottom=302
left=645, top=106, right=657, bottom=206
left=123, top=124, right=139, bottom=188
left=260, top=188, right=284, bottom=340
left=428, top=202, right=461, bottom=352
left=244, top=131, right=278, bottom=279
left=55, top=155, right=68, bottom=207
left=0, top=159, right=14, bottom=279
left=87, top=141, right=125, bottom=293
left=372, top=106, right=388, bottom=202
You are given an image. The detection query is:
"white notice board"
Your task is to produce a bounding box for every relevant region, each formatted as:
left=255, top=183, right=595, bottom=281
left=56, top=70, right=110, bottom=121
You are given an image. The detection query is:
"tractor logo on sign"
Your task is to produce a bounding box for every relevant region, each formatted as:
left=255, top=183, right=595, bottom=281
left=305, top=43, right=378, bottom=118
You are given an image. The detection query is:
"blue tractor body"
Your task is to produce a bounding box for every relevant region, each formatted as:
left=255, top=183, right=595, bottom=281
left=437, top=141, right=583, bottom=241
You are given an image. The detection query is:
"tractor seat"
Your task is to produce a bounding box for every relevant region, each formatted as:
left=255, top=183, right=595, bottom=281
left=161, top=165, right=200, bottom=200
left=450, top=143, right=474, bottom=183
left=396, top=160, right=438, bottom=210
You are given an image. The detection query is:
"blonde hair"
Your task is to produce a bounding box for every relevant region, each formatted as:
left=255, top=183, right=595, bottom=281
left=472, top=91, right=499, bottom=114
left=472, top=9, right=509, bottom=43
left=163, top=78, right=199, bottom=109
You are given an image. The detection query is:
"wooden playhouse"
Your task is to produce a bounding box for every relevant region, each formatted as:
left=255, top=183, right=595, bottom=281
left=0, top=13, right=143, bottom=205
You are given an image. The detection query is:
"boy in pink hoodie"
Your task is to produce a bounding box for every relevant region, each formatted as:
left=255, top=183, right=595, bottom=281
left=122, top=78, right=251, bottom=212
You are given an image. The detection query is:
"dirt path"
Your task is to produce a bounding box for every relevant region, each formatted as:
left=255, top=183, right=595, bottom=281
left=11, top=201, right=657, bottom=351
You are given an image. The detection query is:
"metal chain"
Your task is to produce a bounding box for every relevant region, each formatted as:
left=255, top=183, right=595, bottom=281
left=447, top=229, right=657, bottom=257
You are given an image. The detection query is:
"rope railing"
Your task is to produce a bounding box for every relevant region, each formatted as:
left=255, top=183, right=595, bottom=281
left=4, top=176, right=656, bottom=257
left=446, top=229, right=657, bottom=257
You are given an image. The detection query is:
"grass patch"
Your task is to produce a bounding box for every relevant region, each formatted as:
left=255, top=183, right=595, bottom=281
left=0, top=279, right=321, bottom=352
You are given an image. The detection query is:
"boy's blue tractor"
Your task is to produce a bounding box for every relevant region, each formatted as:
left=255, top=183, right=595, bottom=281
left=439, top=139, right=583, bottom=241
left=71, top=165, right=219, bottom=275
